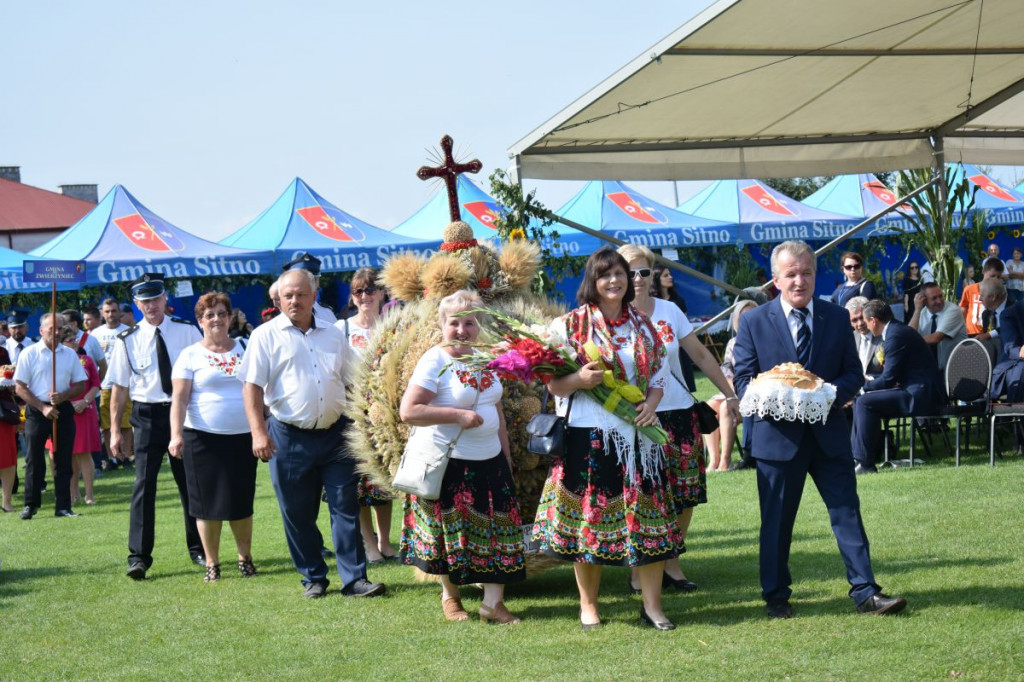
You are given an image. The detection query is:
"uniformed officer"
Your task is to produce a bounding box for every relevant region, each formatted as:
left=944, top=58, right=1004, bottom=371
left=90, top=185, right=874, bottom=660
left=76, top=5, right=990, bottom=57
left=108, top=274, right=204, bottom=580
left=282, top=252, right=337, bottom=324
left=13, top=313, right=87, bottom=519
left=4, top=310, right=32, bottom=364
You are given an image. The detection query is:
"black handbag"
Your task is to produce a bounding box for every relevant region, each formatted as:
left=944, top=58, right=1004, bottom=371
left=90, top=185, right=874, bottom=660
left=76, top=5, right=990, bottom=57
left=0, top=396, right=21, bottom=426
left=526, top=391, right=573, bottom=458
left=693, top=400, right=719, bottom=435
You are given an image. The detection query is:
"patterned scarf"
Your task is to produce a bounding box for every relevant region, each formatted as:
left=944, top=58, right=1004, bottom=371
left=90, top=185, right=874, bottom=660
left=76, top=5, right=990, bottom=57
left=563, top=303, right=667, bottom=482
left=564, top=303, right=664, bottom=393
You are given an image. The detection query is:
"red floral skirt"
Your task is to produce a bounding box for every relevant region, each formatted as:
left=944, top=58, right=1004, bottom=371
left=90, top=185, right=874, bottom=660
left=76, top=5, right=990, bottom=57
left=531, top=427, right=681, bottom=566
left=401, top=454, right=526, bottom=585
left=661, top=407, right=708, bottom=513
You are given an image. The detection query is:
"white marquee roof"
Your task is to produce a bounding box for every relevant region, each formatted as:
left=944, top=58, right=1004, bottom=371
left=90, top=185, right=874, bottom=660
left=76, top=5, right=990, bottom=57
left=509, top=0, right=1024, bottom=181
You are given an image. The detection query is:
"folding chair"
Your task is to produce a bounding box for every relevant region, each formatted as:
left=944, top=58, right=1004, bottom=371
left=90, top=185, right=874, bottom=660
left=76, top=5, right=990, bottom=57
left=940, top=339, right=991, bottom=466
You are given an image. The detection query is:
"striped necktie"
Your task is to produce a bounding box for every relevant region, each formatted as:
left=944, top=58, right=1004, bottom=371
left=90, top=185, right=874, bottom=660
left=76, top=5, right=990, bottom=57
left=793, top=307, right=811, bottom=366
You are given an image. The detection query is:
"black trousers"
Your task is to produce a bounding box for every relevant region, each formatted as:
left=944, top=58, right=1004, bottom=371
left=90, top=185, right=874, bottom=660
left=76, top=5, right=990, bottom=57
left=25, top=403, right=75, bottom=511
left=127, top=402, right=202, bottom=568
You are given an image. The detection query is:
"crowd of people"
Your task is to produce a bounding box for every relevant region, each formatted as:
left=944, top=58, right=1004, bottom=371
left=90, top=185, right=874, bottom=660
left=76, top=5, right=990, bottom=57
left=28, top=238, right=1014, bottom=626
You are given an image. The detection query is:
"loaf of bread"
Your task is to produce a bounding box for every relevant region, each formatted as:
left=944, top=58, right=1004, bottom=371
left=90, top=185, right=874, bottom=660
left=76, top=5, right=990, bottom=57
left=751, top=362, right=822, bottom=390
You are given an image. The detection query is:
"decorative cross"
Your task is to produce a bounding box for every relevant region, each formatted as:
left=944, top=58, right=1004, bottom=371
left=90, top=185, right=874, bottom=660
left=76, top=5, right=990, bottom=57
left=417, top=134, right=482, bottom=223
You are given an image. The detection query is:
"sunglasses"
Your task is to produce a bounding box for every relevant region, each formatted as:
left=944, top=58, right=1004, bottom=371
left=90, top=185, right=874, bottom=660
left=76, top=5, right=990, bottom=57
left=843, top=263, right=862, bottom=271
left=352, top=286, right=379, bottom=297
left=629, top=268, right=652, bottom=279
left=909, top=265, right=919, bottom=270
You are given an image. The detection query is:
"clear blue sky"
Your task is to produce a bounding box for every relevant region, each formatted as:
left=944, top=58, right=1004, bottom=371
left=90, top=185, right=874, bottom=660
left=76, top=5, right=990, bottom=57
left=3, top=1, right=1019, bottom=242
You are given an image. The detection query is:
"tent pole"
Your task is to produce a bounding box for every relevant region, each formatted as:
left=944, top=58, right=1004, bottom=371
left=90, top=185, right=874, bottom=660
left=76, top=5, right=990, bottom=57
left=542, top=210, right=746, bottom=297
left=932, top=135, right=948, bottom=216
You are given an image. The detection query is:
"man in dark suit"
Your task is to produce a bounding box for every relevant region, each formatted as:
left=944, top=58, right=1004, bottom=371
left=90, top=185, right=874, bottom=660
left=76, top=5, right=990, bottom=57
left=851, top=300, right=944, bottom=473
left=733, top=240, right=906, bottom=619
left=991, top=295, right=1024, bottom=401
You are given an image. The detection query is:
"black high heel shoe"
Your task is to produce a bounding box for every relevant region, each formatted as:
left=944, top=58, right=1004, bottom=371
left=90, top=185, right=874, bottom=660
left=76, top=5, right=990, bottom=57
left=662, top=572, right=699, bottom=592
left=640, top=606, right=675, bottom=631
left=204, top=564, right=221, bottom=583
left=580, top=611, right=604, bottom=631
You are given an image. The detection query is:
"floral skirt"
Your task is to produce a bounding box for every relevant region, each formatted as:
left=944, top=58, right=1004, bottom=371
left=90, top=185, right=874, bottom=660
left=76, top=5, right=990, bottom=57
left=531, top=427, right=681, bottom=567
left=357, top=475, right=393, bottom=507
left=662, top=407, right=708, bottom=514
left=401, top=454, right=526, bottom=585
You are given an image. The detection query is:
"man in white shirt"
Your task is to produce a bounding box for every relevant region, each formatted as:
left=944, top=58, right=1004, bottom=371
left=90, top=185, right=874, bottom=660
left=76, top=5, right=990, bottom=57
left=93, top=298, right=134, bottom=471
left=13, top=313, right=87, bottom=519
left=240, top=269, right=384, bottom=599
left=60, top=309, right=106, bottom=380
left=846, top=296, right=883, bottom=381
left=108, top=274, right=204, bottom=580
left=4, top=310, right=31, bottom=364
left=907, top=282, right=967, bottom=371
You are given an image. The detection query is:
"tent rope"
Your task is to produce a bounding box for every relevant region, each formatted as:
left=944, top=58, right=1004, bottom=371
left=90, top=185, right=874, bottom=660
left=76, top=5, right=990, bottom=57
left=956, top=0, right=985, bottom=119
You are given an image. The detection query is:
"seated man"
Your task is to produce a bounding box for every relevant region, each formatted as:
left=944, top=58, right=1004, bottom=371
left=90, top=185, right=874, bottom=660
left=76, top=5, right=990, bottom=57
left=992, top=285, right=1024, bottom=401
left=976, top=278, right=1012, bottom=364
left=907, top=282, right=967, bottom=371
left=851, top=300, right=943, bottom=473
left=846, top=296, right=883, bottom=381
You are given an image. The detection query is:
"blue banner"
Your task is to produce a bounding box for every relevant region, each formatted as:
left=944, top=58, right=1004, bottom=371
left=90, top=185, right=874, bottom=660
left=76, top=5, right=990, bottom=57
left=23, top=260, right=87, bottom=284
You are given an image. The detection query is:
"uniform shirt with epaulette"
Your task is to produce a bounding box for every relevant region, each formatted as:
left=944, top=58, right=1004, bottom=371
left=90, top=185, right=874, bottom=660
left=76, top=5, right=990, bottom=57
left=107, top=316, right=201, bottom=403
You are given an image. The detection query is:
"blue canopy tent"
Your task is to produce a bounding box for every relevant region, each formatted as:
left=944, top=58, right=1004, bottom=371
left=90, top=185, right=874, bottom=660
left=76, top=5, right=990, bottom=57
left=29, top=185, right=275, bottom=285
left=803, top=174, right=912, bottom=233
left=0, top=246, right=73, bottom=295
left=392, top=176, right=505, bottom=241
left=221, top=177, right=439, bottom=273
left=950, top=164, right=1024, bottom=227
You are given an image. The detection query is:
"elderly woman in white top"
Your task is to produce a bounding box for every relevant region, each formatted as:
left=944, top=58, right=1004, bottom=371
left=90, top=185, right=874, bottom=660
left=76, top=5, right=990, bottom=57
left=399, top=290, right=525, bottom=625
left=169, top=292, right=256, bottom=583
left=617, top=244, right=740, bottom=595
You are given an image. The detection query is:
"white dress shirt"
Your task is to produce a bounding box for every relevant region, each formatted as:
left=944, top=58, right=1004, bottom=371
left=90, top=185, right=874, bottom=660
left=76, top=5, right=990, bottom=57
left=107, top=316, right=202, bottom=403
left=239, top=313, right=351, bottom=430
left=91, top=323, right=129, bottom=390
left=13, top=341, right=88, bottom=402
left=5, top=336, right=29, bottom=364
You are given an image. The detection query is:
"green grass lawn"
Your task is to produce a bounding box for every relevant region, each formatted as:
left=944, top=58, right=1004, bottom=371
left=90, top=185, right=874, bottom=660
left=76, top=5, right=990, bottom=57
left=2, top=384, right=1022, bottom=680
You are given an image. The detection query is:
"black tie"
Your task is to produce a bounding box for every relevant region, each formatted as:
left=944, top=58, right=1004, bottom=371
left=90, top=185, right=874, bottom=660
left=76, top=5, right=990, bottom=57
left=793, top=308, right=811, bottom=366
left=929, top=315, right=938, bottom=335
left=982, top=309, right=994, bottom=333
left=154, top=328, right=173, bottom=396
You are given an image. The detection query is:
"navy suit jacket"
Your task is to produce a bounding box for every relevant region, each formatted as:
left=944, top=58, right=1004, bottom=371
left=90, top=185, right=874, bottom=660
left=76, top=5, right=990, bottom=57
left=733, top=298, right=864, bottom=462
left=992, top=302, right=1024, bottom=399
left=863, top=321, right=943, bottom=414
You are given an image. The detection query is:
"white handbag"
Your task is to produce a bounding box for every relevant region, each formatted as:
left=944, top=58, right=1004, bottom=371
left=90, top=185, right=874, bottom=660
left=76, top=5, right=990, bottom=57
left=392, top=372, right=481, bottom=500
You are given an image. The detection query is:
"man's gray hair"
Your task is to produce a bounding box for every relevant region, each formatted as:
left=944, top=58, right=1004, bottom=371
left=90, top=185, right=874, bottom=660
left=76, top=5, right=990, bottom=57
left=278, top=268, right=317, bottom=292
left=845, top=296, right=870, bottom=314
left=39, top=312, right=65, bottom=328
left=980, top=277, right=1007, bottom=300
left=770, top=240, right=816, bottom=276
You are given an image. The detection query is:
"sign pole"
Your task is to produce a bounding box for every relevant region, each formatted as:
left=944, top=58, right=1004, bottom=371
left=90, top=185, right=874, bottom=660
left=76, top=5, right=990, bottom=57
left=51, top=281, right=57, bottom=451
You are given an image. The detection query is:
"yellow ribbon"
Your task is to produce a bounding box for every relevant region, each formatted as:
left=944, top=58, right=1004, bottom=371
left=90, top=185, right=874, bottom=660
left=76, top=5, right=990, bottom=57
left=583, top=341, right=645, bottom=412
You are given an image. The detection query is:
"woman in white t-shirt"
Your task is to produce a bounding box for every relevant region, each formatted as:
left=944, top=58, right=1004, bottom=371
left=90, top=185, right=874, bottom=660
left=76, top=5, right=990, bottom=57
left=399, top=290, right=525, bottom=625
left=336, top=267, right=398, bottom=565
left=169, top=292, right=256, bottom=583
left=618, top=245, right=740, bottom=596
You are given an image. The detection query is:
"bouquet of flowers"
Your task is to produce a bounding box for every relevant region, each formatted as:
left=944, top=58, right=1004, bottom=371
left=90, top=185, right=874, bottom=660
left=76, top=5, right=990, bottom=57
left=452, top=308, right=668, bottom=445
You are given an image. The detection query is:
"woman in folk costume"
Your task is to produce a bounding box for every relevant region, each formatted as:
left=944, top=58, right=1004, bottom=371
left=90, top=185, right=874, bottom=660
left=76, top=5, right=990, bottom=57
left=532, top=247, right=681, bottom=631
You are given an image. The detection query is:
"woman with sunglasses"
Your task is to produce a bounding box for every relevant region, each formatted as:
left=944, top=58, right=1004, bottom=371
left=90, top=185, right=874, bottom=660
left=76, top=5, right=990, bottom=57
left=618, top=245, right=740, bottom=596
left=337, top=268, right=398, bottom=565
left=901, top=262, right=924, bottom=322
left=830, top=251, right=877, bottom=310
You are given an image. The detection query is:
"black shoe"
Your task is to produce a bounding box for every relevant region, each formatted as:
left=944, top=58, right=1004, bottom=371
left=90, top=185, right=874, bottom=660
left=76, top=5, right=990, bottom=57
left=855, top=463, right=878, bottom=475
left=857, top=593, right=907, bottom=615
left=766, top=599, right=792, bottom=619
left=341, top=578, right=386, bottom=598
left=662, top=573, right=699, bottom=592
left=639, top=606, right=675, bottom=631
left=303, top=581, right=328, bottom=599
left=627, top=578, right=641, bottom=595
left=127, top=562, right=147, bottom=581
left=320, top=546, right=334, bottom=558
left=190, top=553, right=206, bottom=567
left=580, top=611, right=604, bottom=631
left=54, top=509, right=79, bottom=518
left=18, top=506, right=36, bottom=520
left=730, top=458, right=753, bottom=471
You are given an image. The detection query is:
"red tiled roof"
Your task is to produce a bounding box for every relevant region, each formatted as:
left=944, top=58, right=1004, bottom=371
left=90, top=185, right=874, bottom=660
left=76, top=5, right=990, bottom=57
left=0, top=177, right=95, bottom=231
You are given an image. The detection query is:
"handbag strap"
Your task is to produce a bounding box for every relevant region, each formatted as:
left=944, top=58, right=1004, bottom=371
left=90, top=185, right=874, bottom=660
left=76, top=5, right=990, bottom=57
left=445, top=371, right=482, bottom=453
left=541, top=388, right=573, bottom=419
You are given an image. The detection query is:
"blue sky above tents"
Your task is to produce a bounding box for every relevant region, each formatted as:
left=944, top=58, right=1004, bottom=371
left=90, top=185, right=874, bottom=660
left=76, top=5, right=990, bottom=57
left=221, top=178, right=439, bottom=273
left=678, top=179, right=859, bottom=244
left=29, top=185, right=274, bottom=285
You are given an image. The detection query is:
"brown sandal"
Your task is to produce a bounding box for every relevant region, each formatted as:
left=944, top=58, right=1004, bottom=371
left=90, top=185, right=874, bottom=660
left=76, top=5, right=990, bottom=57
left=479, top=601, right=521, bottom=625
left=441, top=596, right=470, bottom=621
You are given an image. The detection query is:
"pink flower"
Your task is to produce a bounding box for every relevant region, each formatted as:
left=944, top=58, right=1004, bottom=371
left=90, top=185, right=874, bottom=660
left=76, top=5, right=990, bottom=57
left=625, top=513, right=640, bottom=532
left=509, top=506, right=522, bottom=526
left=486, top=350, right=534, bottom=383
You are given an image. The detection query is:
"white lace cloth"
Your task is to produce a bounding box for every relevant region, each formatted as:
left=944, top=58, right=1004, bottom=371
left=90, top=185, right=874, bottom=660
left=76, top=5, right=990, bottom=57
left=740, top=381, right=837, bottom=424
